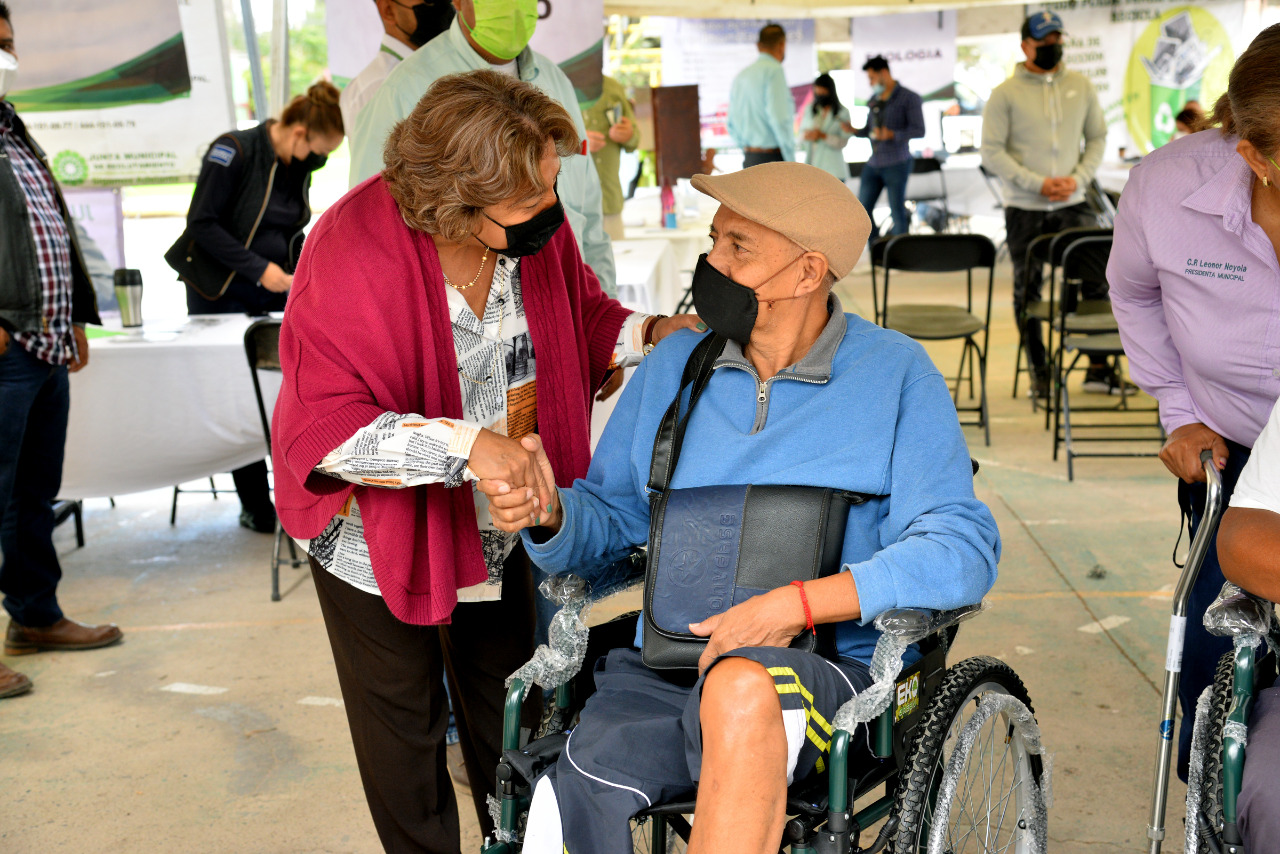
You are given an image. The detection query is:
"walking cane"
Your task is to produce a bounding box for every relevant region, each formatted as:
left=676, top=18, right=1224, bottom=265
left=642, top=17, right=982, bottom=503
left=1147, top=449, right=1225, bottom=853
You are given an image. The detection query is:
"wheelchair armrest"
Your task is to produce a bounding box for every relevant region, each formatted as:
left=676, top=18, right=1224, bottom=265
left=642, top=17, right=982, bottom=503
left=500, top=732, right=569, bottom=787
left=503, top=678, right=526, bottom=753
left=873, top=603, right=985, bottom=645
left=1204, top=582, right=1274, bottom=642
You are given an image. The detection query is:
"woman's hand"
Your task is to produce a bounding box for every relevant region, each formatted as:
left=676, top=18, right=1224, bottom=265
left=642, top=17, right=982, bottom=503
left=1160, top=422, right=1229, bottom=483
left=803, top=128, right=824, bottom=142
left=475, top=434, right=562, bottom=533
left=648, top=314, right=705, bottom=345
left=688, top=587, right=807, bottom=674
left=260, top=262, right=294, bottom=293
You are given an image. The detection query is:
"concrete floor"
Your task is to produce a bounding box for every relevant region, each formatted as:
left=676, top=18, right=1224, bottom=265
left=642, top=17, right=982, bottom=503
left=1, top=260, right=1194, bottom=853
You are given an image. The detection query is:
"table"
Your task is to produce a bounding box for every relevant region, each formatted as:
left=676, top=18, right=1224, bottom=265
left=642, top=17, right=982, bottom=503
left=60, top=314, right=279, bottom=500
left=613, top=238, right=681, bottom=315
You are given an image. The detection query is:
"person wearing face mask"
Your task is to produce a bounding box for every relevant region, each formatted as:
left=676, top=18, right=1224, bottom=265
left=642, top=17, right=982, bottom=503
left=727, top=23, right=796, bottom=166
left=164, top=81, right=344, bottom=534
left=340, top=0, right=455, bottom=134
left=846, top=56, right=924, bottom=241
left=273, top=72, right=697, bottom=852
left=798, top=72, right=852, bottom=181
left=981, top=12, right=1111, bottom=400
left=349, top=0, right=618, bottom=298
left=485, top=162, right=999, bottom=854
left=0, top=0, right=121, bottom=702
left=1108, top=24, right=1280, bottom=790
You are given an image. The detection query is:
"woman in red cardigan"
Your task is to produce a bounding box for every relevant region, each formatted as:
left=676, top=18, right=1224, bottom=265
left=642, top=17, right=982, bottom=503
left=272, top=70, right=697, bottom=852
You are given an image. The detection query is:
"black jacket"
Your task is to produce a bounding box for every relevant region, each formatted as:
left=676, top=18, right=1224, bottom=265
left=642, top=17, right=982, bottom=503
left=0, top=102, right=100, bottom=334
left=166, top=121, right=324, bottom=302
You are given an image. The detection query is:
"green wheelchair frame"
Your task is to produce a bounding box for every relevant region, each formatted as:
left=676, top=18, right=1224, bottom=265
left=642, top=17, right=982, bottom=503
left=484, top=602, right=1046, bottom=854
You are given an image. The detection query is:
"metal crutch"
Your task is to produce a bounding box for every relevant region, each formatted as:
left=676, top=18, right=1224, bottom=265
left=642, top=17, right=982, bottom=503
left=1147, top=449, right=1225, bottom=853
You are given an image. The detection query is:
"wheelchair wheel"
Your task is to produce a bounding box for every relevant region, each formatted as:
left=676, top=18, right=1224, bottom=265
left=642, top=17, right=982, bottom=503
left=891, top=655, right=1044, bottom=854
left=1193, top=650, right=1235, bottom=854
left=630, top=815, right=687, bottom=854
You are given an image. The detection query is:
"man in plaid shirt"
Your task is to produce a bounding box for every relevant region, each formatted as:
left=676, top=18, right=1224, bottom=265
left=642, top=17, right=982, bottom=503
left=0, top=3, right=121, bottom=701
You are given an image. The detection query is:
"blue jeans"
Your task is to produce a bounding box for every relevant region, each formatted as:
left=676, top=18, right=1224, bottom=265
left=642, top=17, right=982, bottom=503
left=0, top=342, right=70, bottom=627
left=858, top=159, right=914, bottom=241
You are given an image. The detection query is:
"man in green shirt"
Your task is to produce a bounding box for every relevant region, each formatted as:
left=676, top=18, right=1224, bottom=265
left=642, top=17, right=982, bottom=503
left=582, top=75, right=638, bottom=240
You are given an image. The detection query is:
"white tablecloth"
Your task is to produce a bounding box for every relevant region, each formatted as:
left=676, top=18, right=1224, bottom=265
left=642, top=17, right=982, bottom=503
left=60, top=314, right=280, bottom=500
left=613, top=238, right=681, bottom=315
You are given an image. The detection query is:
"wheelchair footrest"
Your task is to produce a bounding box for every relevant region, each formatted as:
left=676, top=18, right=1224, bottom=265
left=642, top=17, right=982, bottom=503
left=500, top=733, right=568, bottom=786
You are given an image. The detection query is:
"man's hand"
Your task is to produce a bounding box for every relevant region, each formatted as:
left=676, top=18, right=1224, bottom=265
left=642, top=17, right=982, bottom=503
left=596, top=369, right=624, bottom=402
left=477, top=435, right=562, bottom=533
left=649, top=314, right=705, bottom=345
left=1160, top=422, right=1229, bottom=483
left=872, top=127, right=895, bottom=141
left=608, top=117, right=634, bottom=144
left=1039, top=177, right=1075, bottom=202
left=69, top=325, right=90, bottom=373
left=586, top=130, right=607, bottom=154
left=689, top=587, right=808, bottom=674
left=0, top=327, right=9, bottom=358
left=260, top=262, right=293, bottom=294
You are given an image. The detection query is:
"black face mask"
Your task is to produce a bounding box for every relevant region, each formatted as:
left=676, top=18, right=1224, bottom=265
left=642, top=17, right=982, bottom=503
left=1033, top=43, right=1063, bottom=71
left=484, top=192, right=565, bottom=258
left=691, top=253, right=805, bottom=345
left=814, top=94, right=834, bottom=108
left=397, top=0, right=455, bottom=48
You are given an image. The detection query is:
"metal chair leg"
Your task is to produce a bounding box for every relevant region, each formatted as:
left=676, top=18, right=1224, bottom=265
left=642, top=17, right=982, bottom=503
left=271, top=523, right=283, bottom=602
left=170, top=486, right=179, bottom=526
left=979, top=347, right=991, bottom=447
left=209, top=477, right=218, bottom=500
left=73, top=501, right=84, bottom=548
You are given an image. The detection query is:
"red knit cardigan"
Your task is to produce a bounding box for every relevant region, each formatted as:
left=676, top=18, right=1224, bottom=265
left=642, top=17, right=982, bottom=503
left=272, top=176, right=630, bottom=625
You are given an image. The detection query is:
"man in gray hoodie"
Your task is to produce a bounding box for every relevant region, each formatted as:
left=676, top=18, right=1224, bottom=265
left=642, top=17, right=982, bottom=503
left=982, top=11, right=1111, bottom=398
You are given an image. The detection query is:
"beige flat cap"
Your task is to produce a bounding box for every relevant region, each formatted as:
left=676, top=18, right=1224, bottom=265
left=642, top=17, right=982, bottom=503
left=691, top=162, right=871, bottom=279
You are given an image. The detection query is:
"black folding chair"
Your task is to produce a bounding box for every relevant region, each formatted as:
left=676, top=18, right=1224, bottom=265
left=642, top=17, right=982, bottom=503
left=877, top=233, right=997, bottom=445
left=244, top=318, right=306, bottom=601
left=904, top=157, right=951, bottom=234
left=1049, top=235, right=1162, bottom=480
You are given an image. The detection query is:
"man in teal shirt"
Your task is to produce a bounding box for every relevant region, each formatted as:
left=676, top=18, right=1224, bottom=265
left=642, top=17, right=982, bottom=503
left=348, top=0, right=616, bottom=296
left=727, top=23, right=796, bottom=166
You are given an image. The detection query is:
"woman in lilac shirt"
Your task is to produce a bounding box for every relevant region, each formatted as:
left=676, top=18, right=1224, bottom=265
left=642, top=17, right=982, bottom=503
left=1108, top=24, right=1280, bottom=781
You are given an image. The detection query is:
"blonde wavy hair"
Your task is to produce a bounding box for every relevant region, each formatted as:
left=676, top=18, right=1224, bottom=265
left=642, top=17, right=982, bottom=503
left=383, top=70, right=580, bottom=241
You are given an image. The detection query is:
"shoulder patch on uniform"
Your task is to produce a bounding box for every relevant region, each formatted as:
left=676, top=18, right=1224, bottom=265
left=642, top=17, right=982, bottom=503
left=208, top=143, right=237, bottom=167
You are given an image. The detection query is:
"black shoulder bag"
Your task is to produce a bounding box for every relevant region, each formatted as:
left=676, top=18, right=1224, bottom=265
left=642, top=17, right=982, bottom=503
left=641, top=333, right=875, bottom=671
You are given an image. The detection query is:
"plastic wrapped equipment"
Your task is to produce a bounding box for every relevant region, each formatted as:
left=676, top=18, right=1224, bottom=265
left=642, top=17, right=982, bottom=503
left=507, top=575, right=594, bottom=699
left=1184, top=685, right=1215, bottom=854
left=927, top=693, right=1051, bottom=854
left=486, top=795, right=518, bottom=844
left=832, top=604, right=986, bottom=732
left=1203, top=582, right=1274, bottom=643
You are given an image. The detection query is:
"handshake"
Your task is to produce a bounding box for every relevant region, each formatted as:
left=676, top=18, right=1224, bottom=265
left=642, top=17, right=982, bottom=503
left=1039, top=175, right=1078, bottom=202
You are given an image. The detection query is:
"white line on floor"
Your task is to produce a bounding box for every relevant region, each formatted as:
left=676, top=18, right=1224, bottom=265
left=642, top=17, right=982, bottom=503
left=297, top=696, right=344, bottom=707
left=1078, top=615, right=1131, bottom=634
left=1015, top=646, right=1035, bottom=655
left=93, top=670, right=116, bottom=678
left=160, top=682, right=229, bottom=695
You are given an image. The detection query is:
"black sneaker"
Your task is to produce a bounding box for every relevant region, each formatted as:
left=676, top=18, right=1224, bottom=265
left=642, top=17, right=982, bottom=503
left=1083, top=365, right=1138, bottom=396
left=1028, top=372, right=1050, bottom=401
left=238, top=509, right=277, bottom=534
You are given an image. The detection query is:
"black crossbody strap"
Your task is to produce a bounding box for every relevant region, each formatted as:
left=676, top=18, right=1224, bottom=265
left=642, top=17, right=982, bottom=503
left=647, top=334, right=727, bottom=494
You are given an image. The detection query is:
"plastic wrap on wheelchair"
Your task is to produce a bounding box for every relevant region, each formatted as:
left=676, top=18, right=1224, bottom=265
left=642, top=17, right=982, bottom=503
left=485, top=597, right=1053, bottom=854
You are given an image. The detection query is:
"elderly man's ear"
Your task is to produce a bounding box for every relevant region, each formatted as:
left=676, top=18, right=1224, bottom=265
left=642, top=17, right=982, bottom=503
left=795, top=252, right=831, bottom=296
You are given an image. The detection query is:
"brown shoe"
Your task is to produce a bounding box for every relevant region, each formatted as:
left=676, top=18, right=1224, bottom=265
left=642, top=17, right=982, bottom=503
left=5, top=618, right=123, bottom=655
left=0, top=662, right=32, bottom=698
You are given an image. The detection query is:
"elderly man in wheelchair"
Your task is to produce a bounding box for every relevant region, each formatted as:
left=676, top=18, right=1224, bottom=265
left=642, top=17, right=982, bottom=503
left=477, top=163, right=1043, bottom=854
left=1192, top=397, right=1280, bottom=854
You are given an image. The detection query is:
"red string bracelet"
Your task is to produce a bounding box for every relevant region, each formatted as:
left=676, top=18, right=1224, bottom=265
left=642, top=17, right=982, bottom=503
left=791, top=580, right=815, bottom=634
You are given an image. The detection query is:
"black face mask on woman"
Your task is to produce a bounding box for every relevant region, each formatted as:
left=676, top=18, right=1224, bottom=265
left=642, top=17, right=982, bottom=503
left=483, top=189, right=565, bottom=257
left=691, top=252, right=806, bottom=345
left=1033, top=43, right=1063, bottom=71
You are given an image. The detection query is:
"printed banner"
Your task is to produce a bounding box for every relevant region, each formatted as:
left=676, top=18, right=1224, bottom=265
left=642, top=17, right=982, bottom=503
left=657, top=18, right=817, bottom=145
left=1037, top=0, right=1245, bottom=155
left=849, top=11, right=958, bottom=104
left=7, top=0, right=235, bottom=186
left=326, top=0, right=605, bottom=104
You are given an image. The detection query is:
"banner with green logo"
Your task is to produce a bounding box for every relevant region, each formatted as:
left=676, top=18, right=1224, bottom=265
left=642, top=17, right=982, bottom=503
left=6, top=0, right=234, bottom=186
left=1035, top=0, right=1245, bottom=158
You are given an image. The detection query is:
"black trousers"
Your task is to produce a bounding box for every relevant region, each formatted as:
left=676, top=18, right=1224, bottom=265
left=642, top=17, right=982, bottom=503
left=311, top=547, right=539, bottom=853
left=1176, top=439, right=1250, bottom=781
left=743, top=149, right=785, bottom=168
left=1004, top=203, right=1104, bottom=374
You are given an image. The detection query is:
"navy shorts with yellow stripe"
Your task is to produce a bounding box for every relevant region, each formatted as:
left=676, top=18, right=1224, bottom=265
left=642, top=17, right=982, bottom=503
left=521, top=646, right=871, bottom=854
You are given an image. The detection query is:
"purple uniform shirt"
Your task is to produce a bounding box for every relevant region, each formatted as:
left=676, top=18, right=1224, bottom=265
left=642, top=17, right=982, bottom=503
left=1109, top=129, right=1280, bottom=448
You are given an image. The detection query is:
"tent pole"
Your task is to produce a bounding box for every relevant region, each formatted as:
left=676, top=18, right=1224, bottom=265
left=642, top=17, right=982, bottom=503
left=239, top=0, right=269, bottom=122
left=269, top=0, right=289, bottom=117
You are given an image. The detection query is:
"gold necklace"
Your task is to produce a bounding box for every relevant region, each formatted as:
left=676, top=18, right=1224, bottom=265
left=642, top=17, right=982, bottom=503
left=459, top=269, right=505, bottom=386
left=443, top=245, right=490, bottom=291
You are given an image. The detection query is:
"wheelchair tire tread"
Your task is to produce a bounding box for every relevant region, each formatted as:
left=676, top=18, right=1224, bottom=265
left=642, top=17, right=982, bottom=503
left=889, top=655, right=1038, bottom=854
left=1195, top=649, right=1235, bottom=854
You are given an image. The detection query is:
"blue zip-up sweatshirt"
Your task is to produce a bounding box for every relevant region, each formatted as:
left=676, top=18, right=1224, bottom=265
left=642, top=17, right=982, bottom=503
left=522, top=299, right=1000, bottom=664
